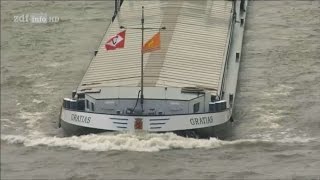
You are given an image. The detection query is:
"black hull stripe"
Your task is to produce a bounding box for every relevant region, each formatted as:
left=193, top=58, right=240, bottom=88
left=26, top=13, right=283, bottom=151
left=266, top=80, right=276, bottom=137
left=149, top=118, right=170, bottom=121
left=113, top=122, right=127, bottom=125
left=150, top=127, right=162, bottom=129
left=150, top=122, right=166, bottom=125
left=110, top=118, right=128, bottom=121
left=116, top=126, right=127, bottom=129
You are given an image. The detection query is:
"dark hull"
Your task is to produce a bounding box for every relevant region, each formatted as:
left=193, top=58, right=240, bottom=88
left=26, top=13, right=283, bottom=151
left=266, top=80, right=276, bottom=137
left=61, top=120, right=107, bottom=136
left=174, top=121, right=233, bottom=139
left=61, top=119, right=232, bottom=139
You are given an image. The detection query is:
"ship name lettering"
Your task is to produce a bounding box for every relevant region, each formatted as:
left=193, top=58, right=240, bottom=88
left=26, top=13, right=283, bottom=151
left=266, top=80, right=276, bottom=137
left=190, top=116, right=214, bottom=125
left=71, top=114, right=91, bottom=124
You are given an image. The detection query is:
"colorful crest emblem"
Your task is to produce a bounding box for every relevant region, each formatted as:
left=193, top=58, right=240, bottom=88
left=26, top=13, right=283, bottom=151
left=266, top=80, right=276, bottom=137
left=134, top=118, right=143, bottom=130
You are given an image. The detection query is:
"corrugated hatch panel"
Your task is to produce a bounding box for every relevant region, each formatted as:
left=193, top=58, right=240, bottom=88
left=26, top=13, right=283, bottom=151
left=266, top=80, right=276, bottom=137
left=79, top=0, right=233, bottom=92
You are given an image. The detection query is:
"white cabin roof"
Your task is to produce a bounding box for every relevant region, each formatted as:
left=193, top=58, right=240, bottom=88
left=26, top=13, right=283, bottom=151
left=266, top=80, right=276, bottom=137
left=79, top=0, right=233, bottom=93
left=86, top=87, right=199, bottom=100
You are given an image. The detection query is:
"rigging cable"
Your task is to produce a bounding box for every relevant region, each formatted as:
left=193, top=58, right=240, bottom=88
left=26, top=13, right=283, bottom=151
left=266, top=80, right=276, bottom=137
left=131, top=90, right=141, bottom=114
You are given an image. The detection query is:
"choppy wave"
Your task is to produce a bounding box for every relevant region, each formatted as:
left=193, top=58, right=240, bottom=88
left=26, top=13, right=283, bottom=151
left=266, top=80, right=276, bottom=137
left=1, top=132, right=316, bottom=152
left=4, top=107, right=317, bottom=152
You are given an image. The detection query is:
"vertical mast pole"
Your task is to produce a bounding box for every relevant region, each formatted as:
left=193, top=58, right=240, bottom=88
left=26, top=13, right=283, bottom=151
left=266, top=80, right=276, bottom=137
left=141, top=6, right=144, bottom=112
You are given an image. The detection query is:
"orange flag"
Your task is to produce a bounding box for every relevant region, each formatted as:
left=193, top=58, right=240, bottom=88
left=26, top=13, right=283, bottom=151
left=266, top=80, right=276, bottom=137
left=142, top=32, right=160, bottom=53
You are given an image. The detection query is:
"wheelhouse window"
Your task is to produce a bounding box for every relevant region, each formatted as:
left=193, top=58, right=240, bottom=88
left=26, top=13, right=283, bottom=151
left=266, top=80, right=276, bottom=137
left=193, top=102, right=200, bottom=113
left=86, top=100, right=89, bottom=109
left=91, top=102, right=95, bottom=111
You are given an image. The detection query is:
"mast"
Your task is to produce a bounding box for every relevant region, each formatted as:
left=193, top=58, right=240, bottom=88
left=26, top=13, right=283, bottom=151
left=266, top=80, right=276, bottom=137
left=140, top=6, right=144, bottom=112
left=120, top=6, right=165, bottom=114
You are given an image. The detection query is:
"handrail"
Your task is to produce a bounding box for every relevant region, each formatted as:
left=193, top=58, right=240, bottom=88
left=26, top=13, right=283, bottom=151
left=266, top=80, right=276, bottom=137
left=62, top=106, right=230, bottom=117
left=217, top=2, right=236, bottom=99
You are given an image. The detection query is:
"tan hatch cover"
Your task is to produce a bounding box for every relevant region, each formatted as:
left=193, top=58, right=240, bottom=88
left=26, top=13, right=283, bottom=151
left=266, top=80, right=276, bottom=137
left=79, top=0, right=233, bottom=93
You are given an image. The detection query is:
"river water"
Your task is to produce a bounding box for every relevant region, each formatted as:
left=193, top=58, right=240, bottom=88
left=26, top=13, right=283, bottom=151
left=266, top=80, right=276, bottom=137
left=1, top=1, right=320, bottom=179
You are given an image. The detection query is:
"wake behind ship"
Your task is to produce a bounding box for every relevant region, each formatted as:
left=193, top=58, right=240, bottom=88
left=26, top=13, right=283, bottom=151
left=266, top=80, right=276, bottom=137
left=59, top=0, right=248, bottom=138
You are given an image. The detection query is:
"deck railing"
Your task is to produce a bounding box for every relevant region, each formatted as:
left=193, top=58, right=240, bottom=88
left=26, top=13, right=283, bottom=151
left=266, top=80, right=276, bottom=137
left=218, top=1, right=236, bottom=100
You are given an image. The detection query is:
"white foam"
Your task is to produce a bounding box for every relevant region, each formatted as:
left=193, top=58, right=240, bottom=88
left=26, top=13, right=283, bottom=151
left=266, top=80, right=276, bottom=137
left=32, top=99, right=44, bottom=104
left=1, top=118, right=15, bottom=124
left=264, top=84, right=294, bottom=97
left=45, top=62, right=64, bottom=67
left=249, top=107, right=284, bottom=130
left=0, top=133, right=223, bottom=152
left=1, top=132, right=317, bottom=152
left=33, top=82, right=49, bottom=88
left=24, top=73, right=44, bottom=78
left=19, top=111, right=45, bottom=129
